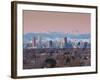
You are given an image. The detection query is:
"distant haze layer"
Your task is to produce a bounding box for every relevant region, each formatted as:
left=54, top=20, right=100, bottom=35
left=23, top=10, right=91, bottom=34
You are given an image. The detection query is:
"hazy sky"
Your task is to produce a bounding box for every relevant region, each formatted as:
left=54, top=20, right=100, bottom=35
left=23, top=10, right=91, bottom=34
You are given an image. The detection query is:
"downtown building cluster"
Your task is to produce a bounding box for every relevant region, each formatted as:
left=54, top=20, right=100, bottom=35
left=24, top=35, right=90, bottom=49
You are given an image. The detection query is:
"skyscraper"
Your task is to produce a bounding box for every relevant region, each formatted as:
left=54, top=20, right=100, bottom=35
left=49, top=40, right=53, bottom=48
left=32, top=36, right=37, bottom=48
left=64, top=37, right=67, bottom=48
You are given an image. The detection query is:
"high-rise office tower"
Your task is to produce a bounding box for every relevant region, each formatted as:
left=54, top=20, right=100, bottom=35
left=64, top=37, right=67, bottom=43
left=32, top=36, right=37, bottom=48
left=60, top=40, right=64, bottom=48
left=64, top=37, right=67, bottom=47
left=49, top=40, right=53, bottom=48
left=37, top=35, right=43, bottom=48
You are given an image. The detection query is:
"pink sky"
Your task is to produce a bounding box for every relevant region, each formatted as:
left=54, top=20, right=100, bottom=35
left=23, top=10, right=91, bottom=34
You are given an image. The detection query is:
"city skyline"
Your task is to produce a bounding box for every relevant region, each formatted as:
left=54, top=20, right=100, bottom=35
left=23, top=10, right=91, bottom=34
left=24, top=32, right=90, bottom=42
left=24, top=32, right=90, bottom=49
